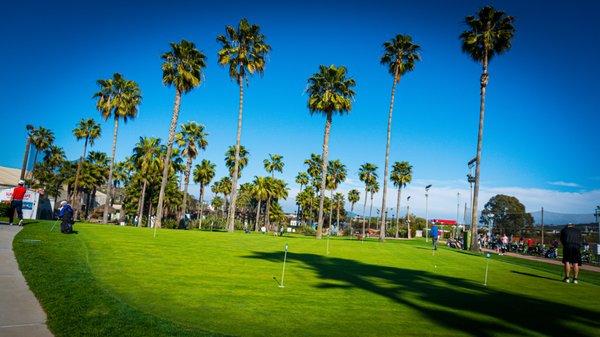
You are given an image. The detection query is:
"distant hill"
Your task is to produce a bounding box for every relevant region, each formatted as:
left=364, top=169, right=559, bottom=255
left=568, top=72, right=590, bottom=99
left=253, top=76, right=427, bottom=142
left=530, top=210, right=596, bottom=225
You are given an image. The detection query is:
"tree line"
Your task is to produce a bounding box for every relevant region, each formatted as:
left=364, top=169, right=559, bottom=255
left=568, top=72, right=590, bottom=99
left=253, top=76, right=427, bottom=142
left=22, top=6, right=515, bottom=248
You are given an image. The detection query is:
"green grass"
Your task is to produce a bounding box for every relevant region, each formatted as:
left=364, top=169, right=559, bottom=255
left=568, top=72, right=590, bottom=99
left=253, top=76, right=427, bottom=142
left=14, top=221, right=600, bottom=337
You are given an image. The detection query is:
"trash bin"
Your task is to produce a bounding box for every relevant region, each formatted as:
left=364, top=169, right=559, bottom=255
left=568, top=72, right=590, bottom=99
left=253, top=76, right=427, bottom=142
left=463, top=231, right=471, bottom=251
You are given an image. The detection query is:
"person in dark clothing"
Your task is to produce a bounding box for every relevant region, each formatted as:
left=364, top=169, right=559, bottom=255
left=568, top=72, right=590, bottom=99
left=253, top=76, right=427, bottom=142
left=58, top=200, right=74, bottom=234
left=560, top=223, right=582, bottom=283
left=8, top=180, right=27, bottom=226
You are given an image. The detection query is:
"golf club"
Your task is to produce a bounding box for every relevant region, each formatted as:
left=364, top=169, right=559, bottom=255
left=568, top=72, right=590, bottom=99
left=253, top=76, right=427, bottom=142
left=50, top=219, right=60, bottom=232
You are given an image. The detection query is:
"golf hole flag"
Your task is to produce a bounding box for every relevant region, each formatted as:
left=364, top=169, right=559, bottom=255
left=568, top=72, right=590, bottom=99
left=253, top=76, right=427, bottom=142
left=1, top=188, right=40, bottom=220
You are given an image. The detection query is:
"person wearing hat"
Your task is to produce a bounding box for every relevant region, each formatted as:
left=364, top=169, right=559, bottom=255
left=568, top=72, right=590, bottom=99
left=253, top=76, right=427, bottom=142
left=58, top=200, right=74, bottom=234
left=8, top=180, right=27, bottom=226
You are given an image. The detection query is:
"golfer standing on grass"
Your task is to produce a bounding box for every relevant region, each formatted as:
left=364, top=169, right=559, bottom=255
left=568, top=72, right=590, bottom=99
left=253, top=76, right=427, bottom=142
left=560, top=223, right=582, bottom=284
left=8, top=180, right=27, bottom=226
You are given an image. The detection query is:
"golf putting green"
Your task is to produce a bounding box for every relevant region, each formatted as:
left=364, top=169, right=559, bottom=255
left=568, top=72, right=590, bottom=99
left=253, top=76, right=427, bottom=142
left=14, top=221, right=600, bottom=337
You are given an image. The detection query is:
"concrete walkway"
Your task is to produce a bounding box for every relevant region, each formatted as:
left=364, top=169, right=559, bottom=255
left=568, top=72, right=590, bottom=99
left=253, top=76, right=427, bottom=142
left=482, top=248, right=600, bottom=273
left=0, top=225, right=52, bottom=337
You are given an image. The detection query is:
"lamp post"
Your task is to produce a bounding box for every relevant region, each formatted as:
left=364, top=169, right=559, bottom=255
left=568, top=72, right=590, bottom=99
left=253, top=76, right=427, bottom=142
left=456, top=192, right=461, bottom=238
left=467, top=156, right=476, bottom=229
left=425, top=184, right=432, bottom=242
left=595, top=206, right=600, bottom=246
left=406, top=196, right=411, bottom=239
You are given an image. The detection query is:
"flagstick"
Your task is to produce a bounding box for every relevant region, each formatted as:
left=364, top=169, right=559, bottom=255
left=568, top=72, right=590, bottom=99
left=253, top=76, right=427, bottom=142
left=279, top=243, right=288, bottom=288
left=484, top=253, right=490, bottom=286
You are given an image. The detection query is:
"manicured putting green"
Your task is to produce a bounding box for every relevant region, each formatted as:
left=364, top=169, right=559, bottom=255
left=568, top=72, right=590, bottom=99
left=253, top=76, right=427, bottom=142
left=14, top=221, right=600, bottom=337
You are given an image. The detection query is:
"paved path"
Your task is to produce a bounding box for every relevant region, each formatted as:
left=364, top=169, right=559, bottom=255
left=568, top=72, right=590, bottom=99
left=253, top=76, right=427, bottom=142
left=0, top=225, right=52, bottom=337
left=482, top=248, right=600, bottom=273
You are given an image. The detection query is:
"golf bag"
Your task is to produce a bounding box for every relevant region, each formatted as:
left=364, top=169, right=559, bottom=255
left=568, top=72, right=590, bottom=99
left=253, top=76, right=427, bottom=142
left=60, top=206, right=74, bottom=234
left=545, top=247, right=558, bottom=259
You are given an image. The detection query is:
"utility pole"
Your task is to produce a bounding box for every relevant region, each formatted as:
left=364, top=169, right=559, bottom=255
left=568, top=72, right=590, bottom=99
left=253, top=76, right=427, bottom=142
left=541, top=207, right=544, bottom=246
left=425, top=185, right=432, bottom=242
left=595, top=206, right=599, bottom=246
left=406, top=196, right=411, bottom=239
left=456, top=192, right=461, bottom=238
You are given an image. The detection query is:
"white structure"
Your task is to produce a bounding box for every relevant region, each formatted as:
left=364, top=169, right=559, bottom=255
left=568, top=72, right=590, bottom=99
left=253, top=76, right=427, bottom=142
left=1, top=188, right=40, bottom=220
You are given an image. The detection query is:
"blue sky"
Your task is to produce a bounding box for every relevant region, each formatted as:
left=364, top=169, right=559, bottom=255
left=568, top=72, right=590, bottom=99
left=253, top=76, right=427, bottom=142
left=1, top=0, right=598, bottom=218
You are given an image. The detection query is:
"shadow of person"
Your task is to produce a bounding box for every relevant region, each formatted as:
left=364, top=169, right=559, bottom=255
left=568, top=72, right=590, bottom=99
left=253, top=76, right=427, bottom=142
left=245, top=251, right=599, bottom=337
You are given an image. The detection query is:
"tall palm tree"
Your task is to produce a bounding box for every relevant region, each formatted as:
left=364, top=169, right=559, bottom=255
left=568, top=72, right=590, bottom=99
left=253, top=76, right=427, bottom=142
left=192, top=159, right=216, bottom=229
left=348, top=189, right=360, bottom=212
left=155, top=40, right=206, bottom=228
left=333, top=192, right=345, bottom=229
left=304, top=153, right=323, bottom=190
left=94, top=73, right=142, bottom=224
left=306, top=65, right=356, bottom=239
left=263, top=154, right=284, bottom=228
left=252, top=176, right=269, bottom=231
left=30, top=126, right=55, bottom=168
left=390, top=161, right=412, bottom=238
left=378, top=34, right=421, bottom=242
left=72, top=118, right=102, bottom=217
left=217, top=18, right=271, bottom=232
left=367, top=180, right=380, bottom=230
left=176, top=122, right=208, bottom=220
left=358, top=163, right=378, bottom=236
left=265, top=178, right=288, bottom=230
left=263, top=154, right=284, bottom=178
left=295, top=171, right=310, bottom=221
left=225, top=145, right=249, bottom=178
left=295, top=172, right=309, bottom=192
left=460, top=6, right=515, bottom=251
left=326, top=159, right=346, bottom=229
left=132, top=137, right=161, bottom=227
left=212, top=177, right=232, bottom=217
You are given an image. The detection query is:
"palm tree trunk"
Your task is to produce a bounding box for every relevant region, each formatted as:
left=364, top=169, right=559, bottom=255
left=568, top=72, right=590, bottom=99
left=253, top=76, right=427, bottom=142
left=368, top=192, right=374, bottom=229
left=316, top=112, right=332, bottom=239
left=336, top=200, right=340, bottom=229
left=226, top=77, right=245, bottom=232
left=379, top=76, right=399, bottom=241
left=20, top=136, right=31, bottom=180
left=30, top=149, right=39, bottom=178
left=147, top=201, right=153, bottom=228
left=73, top=137, right=88, bottom=220
left=361, top=188, right=368, bottom=237
left=395, top=187, right=402, bottom=238
left=137, top=179, right=147, bottom=227
left=255, top=200, right=262, bottom=232
left=156, top=89, right=182, bottom=228
left=470, top=54, right=489, bottom=251
left=103, top=118, right=119, bottom=224
left=180, top=156, right=192, bottom=221
left=265, top=197, right=271, bottom=231
left=328, top=190, right=334, bottom=229
left=199, top=184, right=205, bottom=229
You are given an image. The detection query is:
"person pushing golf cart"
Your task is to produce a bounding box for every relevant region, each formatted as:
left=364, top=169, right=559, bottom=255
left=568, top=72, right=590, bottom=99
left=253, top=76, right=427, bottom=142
left=58, top=200, right=75, bottom=234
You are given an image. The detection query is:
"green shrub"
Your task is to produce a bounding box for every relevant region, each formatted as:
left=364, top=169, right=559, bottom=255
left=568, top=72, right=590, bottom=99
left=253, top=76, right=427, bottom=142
left=0, top=202, right=10, bottom=217
left=297, top=224, right=316, bottom=236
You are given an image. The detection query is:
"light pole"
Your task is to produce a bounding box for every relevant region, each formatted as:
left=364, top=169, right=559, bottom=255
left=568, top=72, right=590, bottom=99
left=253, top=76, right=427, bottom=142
left=406, top=196, right=411, bottom=239
left=467, top=157, right=476, bottom=229
left=595, top=206, right=600, bottom=246
left=456, top=192, right=461, bottom=238
left=425, top=184, right=432, bottom=242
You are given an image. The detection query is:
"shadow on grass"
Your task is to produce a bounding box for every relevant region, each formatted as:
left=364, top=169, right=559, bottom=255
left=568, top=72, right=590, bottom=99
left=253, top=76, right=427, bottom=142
left=510, top=270, right=558, bottom=282
left=245, top=251, right=599, bottom=337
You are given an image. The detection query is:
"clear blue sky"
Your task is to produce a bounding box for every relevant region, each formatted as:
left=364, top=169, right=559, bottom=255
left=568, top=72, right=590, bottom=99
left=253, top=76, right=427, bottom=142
left=1, top=0, right=598, bottom=217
